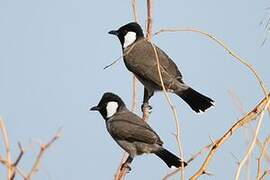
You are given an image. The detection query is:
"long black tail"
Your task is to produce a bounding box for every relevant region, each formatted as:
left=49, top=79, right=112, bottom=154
left=176, top=87, right=214, bottom=113
left=155, top=148, right=187, bottom=168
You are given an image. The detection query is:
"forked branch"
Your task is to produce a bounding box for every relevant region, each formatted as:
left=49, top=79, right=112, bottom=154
left=190, top=93, right=270, bottom=180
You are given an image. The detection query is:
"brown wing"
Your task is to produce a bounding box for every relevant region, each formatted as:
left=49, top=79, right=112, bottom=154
left=123, top=39, right=183, bottom=89
left=107, top=111, right=163, bottom=145
left=155, top=45, right=183, bottom=81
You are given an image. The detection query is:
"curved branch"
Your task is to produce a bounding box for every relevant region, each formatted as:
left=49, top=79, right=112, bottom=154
left=154, top=28, right=268, bottom=98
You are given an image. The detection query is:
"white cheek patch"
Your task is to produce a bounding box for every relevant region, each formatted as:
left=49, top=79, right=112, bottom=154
left=106, top=101, right=119, bottom=118
left=123, top=31, right=137, bottom=48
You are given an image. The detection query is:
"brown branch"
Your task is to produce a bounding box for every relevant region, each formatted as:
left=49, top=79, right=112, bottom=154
left=154, top=28, right=269, bottom=98
left=235, top=99, right=270, bottom=179
left=10, top=142, right=25, bottom=180
left=149, top=42, right=185, bottom=180
left=25, top=129, right=61, bottom=180
left=131, top=0, right=139, bottom=22
left=114, top=1, right=140, bottom=180
left=146, top=0, right=153, bottom=41
left=259, top=170, right=270, bottom=180
left=163, top=142, right=215, bottom=180
left=142, top=0, right=153, bottom=122
left=190, top=93, right=270, bottom=180
left=228, top=90, right=246, bottom=115
left=146, top=4, right=186, bottom=179
left=256, top=138, right=270, bottom=163
left=114, top=153, right=129, bottom=180
left=257, top=136, right=270, bottom=179
left=0, top=118, right=12, bottom=179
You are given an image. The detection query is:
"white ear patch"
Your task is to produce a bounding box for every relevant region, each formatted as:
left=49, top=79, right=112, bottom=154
left=106, top=101, right=119, bottom=118
left=123, top=31, right=137, bottom=48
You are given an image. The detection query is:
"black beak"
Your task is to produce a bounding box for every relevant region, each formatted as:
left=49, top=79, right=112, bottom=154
left=108, top=30, right=119, bottom=36
left=90, top=106, right=100, bottom=111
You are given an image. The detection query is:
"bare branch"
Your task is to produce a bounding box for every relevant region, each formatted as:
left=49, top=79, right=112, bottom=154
left=131, top=0, right=139, bottom=22
left=10, top=142, right=25, bottom=180
left=235, top=99, right=270, bottom=180
left=0, top=118, right=12, bottom=179
left=259, top=170, right=270, bottom=180
left=154, top=28, right=268, bottom=98
left=103, top=57, right=122, bottom=70
left=146, top=0, right=153, bottom=41
left=190, top=93, right=270, bottom=180
left=114, top=1, right=139, bottom=179
left=257, top=136, right=270, bottom=179
left=149, top=42, right=185, bottom=179
left=25, top=129, right=61, bottom=180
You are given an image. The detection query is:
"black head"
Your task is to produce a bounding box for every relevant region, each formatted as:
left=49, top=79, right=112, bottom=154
left=90, top=92, right=126, bottom=120
left=109, top=22, right=144, bottom=48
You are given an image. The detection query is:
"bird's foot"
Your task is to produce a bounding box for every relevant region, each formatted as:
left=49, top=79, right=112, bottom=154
left=141, top=103, right=152, bottom=113
left=120, top=162, right=131, bottom=172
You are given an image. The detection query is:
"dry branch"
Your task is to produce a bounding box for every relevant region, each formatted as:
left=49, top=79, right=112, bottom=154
left=235, top=99, right=270, bottom=179
left=259, top=170, right=270, bottom=180
left=0, top=118, right=12, bottom=179
left=190, top=93, right=270, bottom=180
left=25, top=129, right=61, bottom=180
left=257, top=136, right=270, bottom=179
left=154, top=28, right=268, bottom=98
left=114, top=1, right=139, bottom=179
left=149, top=42, right=185, bottom=180
left=0, top=118, right=60, bottom=180
left=10, top=142, right=25, bottom=180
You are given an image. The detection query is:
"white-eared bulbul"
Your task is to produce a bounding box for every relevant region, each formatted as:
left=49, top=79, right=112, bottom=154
left=109, top=22, right=214, bottom=113
left=90, top=92, right=186, bottom=170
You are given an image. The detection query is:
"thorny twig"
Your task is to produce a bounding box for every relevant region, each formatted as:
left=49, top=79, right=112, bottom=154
left=189, top=93, right=270, bottom=180
left=235, top=99, right=270, bottom=180
left=163, top=141, right=216, bottom=180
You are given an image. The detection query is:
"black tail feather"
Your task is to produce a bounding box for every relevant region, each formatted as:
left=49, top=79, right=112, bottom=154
left=155, top=148, right=187, bottom=168
left=176, top=87, right=214, bottom=113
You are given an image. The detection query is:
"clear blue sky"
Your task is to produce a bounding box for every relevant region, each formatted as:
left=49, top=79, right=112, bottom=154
left=0, top=0, right=269, bottom=179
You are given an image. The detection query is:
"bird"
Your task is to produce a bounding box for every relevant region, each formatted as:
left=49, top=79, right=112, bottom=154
left=90, top=92, right=187, bottom=170
left=109, top=22, right=214, bottom=113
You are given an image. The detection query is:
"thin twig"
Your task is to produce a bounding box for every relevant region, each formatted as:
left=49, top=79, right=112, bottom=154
left=190, top=93, right=270, bottom=180
left=228, top=90, right=246, bottom=115
left=114, top=1, right=139, bottom=179
left=149, top=42, right=185, bottom=180
left=235, top=99, right=270, bottom=180
left=142, top=0, right=153, bottom=122
left=256, top=138, right=270, bottom=163
left=154, top=28, right=268, bottom=98
left=228, top=90, right=252, bottom=180
left=257, top=136, right=270, bottom=179
left=131, top=0, right=139, bottom=22
left=0, top=118, right=12, bottom=179
left=259, top=170, right=270, bottom=180
left=104, top=39, right=138, bottom=71
left=163, top=142, right=215, bottom=180
left=25, top=129, right=61, bottom=180
left=10, top=142, right=25, bottom=180
left=103, top=57, right=122, bottom=70
left=146, top=0, right=153, bottom=41
left=114, top=153, right=129, bottom=180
